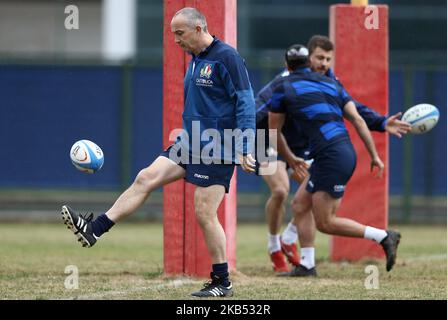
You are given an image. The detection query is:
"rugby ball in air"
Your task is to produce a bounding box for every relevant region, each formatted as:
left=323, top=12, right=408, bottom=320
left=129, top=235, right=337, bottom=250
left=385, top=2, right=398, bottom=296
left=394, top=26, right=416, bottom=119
left=70, top=140, right=104, bottom=174
left=402, top=103, right=439, bottom=134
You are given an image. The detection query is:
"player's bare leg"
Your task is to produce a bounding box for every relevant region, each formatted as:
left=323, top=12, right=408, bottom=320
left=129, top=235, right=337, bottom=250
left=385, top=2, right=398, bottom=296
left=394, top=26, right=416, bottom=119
left=261, top=161, right=290, bottom=272
left=280, top=178, right=317, bottom=277
left=280, top=165, right=313, bottom=266
left=194, top=184, right=227, bottom=263
left=106, top=156, right=185, bottom=222
left=61, top=156, right=185, bottom=247
left=191, top=184, right=233, bottom=297
left=292, top=177, right=316, bottom=248
left=262, top=161, right=289, bottom=236
left=311, top=191, right=365, bottom=237
left=312, top=191, right=401, bottom=271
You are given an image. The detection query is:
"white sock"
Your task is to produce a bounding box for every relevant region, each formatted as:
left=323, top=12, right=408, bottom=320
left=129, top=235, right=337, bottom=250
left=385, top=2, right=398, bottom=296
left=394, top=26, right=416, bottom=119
left=300, top=247, right=315, bottom=269
left=268, top=234, right=281, bottom=253
left=364, top=226, right=387, bottom=243
left=281, top=222, right=298, bottom=245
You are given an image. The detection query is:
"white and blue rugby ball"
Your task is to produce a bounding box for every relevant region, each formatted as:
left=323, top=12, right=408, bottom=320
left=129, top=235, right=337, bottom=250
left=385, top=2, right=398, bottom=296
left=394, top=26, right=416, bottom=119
left=70, top=140, right=104, bottom=174
left=402, top=103, right=440, bottom=134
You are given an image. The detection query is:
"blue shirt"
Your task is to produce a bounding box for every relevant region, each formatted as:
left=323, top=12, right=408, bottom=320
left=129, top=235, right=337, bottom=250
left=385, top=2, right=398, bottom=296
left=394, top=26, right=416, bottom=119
left=268, top=67, right=352, bottom=157
left=256, top=68, right=387, bottom=156
left=255, top=70, right=307, bottom=153
left=179, top=37, right=256, bottom=163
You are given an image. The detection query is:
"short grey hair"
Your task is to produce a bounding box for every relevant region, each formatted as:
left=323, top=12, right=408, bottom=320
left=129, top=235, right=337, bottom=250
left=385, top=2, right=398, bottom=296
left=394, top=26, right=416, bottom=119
left=174, top=7, right=208, bottom=32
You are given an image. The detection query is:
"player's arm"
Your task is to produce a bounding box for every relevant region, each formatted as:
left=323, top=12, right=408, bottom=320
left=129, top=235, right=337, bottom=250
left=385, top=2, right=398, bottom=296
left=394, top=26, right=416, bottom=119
left=268, top=112, right=308, bottom=179
left=265, top=81, right=293, bottom=162
left=268, top=112, right=291, bottom=163
left=382, top=111, right=412, bottom=138
left=335, top=76, right=411, bottom=137
left=355, top=101, right=411, bottom=138
left=353, top=100, right=387, bottom=131
left=267, top=83, right=308, bottom=178
left=343, top=101, right=384, bottom=178
left=221, top=53, right=256, bottom=172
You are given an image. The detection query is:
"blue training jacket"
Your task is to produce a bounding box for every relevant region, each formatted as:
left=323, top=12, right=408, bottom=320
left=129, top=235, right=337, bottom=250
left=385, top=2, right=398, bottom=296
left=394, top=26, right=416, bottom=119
left=268, top=67, right=353, bottom=157
left=255, top=70, right=308, bottom=154
left=256, top=68, right=387, bottom=156
left=177, top=37, right=256, bottom=164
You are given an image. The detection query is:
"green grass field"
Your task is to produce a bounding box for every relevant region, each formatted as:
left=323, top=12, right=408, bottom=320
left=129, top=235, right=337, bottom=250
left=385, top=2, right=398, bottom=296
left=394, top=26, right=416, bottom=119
left=1, top=222, right=446, bottom=300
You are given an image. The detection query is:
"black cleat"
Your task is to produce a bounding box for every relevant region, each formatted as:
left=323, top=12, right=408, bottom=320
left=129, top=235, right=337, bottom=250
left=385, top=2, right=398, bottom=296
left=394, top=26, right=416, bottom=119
left=61, top=205, right=98, bottom=248
left=380, top=230, right=401, bottom=272
left=191, top=275, right=233, bottom=298
left=278, top=264, right=317, bottom=277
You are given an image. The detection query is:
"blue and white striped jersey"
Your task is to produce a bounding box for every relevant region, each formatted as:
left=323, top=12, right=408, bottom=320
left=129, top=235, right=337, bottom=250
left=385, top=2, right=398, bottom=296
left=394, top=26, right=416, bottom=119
left=268, top=67, right=352, bottom=157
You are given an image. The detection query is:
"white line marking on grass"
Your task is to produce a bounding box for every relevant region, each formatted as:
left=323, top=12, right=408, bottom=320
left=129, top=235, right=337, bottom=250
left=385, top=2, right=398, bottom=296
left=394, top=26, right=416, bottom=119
left=57, top=278, right=197, bottom=300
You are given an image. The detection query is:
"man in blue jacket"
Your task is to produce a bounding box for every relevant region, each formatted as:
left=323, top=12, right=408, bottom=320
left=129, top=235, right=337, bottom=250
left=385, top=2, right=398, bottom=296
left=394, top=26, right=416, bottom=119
left=60, top=7, right=256, bottom=297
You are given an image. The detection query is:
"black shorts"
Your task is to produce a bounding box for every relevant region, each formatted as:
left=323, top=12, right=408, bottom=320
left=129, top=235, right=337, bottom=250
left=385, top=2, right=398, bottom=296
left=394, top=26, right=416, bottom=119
left=160, top=145, right=235, bottom=193
left=306, top=140, right=357, bottom=198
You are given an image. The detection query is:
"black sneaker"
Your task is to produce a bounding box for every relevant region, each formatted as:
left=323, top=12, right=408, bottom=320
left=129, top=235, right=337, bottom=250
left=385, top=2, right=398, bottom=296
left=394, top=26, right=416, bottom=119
left=61, top=205, right=98, bottom=248
left=191, top=277, right=233, bottom=298
left=380, top=230, right=401, bottom=272
left=278, top=264, right=317, bottom=277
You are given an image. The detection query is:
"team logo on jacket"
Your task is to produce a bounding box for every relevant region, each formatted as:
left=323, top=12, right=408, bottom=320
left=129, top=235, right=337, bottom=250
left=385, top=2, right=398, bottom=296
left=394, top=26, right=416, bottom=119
left=196, top=63, right=214, bottom=87
left=200, top=63, right=213, bottom=78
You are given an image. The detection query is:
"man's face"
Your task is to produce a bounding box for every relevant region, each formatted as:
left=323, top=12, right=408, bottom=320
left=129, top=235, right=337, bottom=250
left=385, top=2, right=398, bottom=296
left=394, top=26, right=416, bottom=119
left=309, top=47, right=333, bottom=74
left=171, top=15, right=199, bottom=54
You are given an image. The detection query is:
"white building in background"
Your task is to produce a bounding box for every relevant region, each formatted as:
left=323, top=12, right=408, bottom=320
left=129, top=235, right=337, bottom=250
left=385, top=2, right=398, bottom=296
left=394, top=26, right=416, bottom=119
left=102, top=0, right=136, bottom=61
left=0, top=0, right=137, bottom=62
